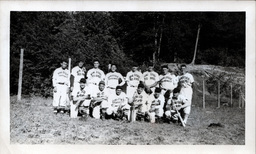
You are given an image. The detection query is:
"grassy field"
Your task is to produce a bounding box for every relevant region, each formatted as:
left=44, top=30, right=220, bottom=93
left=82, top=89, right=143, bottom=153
left=10, top=95, right=245, bottom=145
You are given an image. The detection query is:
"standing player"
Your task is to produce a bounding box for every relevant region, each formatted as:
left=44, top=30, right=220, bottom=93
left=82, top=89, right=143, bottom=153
left=91, top=81, right=110, bottom=119
left=143, top=62, right=159, bottom=94
left=105, top=64, right=125, bottom=94
left=165, top=88, right=191, bottom=125
left=178, top=64, right=194, bottom=104
left=71, top=78, right=91, bottom=118
left=126, top=63, right=144, bottom=99
left=86, top=60, right=105, bottom=93
left=52, top=59, right=70, bottom=114
left=106, top=86, right=130, bottom=121
left=70, top=59, right=86, bottom=94
left=129, top=83, right=148, bottom=121
left=158, top=65, right=179, bottom=99
left=147, top=87, right=165, bottom=123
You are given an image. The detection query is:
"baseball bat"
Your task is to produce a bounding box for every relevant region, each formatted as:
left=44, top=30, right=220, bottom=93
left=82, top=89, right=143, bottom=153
left=176, top=108, right=186, bottom=127
left=130, top=105, right=136, bottom=122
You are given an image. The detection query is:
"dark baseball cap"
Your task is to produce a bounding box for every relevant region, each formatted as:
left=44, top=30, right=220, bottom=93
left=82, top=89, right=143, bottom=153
left=173, top=88, right=180, bottom=94
left=138, top=83, right=145, bottom=89
left=79, top=78, right=86, bottom=83
left=116, top=86, right=122, bottom=90
left=99, top=81, right=105, bottom=85
left=155, top=87, right=161, bottom=93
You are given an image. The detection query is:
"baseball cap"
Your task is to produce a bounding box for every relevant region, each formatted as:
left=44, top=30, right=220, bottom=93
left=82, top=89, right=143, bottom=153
left=154, top=87, right=161, bottom=93
left=173, top=88, right=180, bottom=94
left=138, top=83, right=145, bottom=89
left=99, top=81, right=105, bottom=85
left=116, top=86, right=122, bottom=90
left=79, top=78, right=86, bottom=83
left=161, top=65, right=168, bottom=69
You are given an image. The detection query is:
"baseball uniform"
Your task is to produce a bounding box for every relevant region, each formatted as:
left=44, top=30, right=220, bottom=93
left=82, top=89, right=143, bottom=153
left=178, top=72, right=194, bottom=102
left=52, top=67, right=70, bottom=108
left=143, top=71, right=159, bottom=93
left=91, top=87, right=110, bottom=119
left=159, top=73, right=179, bottom=97
left=105, top=72, right=125, bottom=94
left=147, top=93, right=165, bottom=123
left=86, top=68, right=105, bottom=93
left=126, top=71, right=144, bottom=98
left=131, top=90, right=148, bottom=115
left=70, top=85, right=91, bottom=118
left=107, top=91, right=130, bottom=119
left=71, top=66, right=86, bottom=95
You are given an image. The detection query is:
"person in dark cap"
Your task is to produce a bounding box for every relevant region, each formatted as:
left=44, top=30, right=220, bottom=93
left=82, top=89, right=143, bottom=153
left=128, top=83, right=149, bottom=121
left=147, top=87, right=165, bottom=123
left=90, top=80, right=110, bottom=120
left=71, top=78, right=91, bottom=119
left=143, top=62, right=160, bottom=95
left=125, top=63, right=144, bottom=99
left=165, top=87, right=191, bottom=125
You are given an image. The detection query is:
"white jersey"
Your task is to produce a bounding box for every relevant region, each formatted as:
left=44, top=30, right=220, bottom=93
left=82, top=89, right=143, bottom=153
left=167, top=95, right=190, bottom=106
left=159, top=73, right=178, bottom=90
left=179, top=72, right=194, bottom=87
left=126, top=71, right=144, bottom=87
left=92, top=88, right=110, bottom=99
left=143, top=71, right=159, bottom=87
left=105, top=72, right=125, bottom=88
left=72, top=86, right=91, bottom=98
left=132, top=90, right=148, bottom=108
left=71, top=66, right=86, bottom=83
left=109, top=92, right=128, bottom=108
left=52, top=67, right=70, bottom=87
left=147, top=93, right=165, bottom=109
left=86, top=68, right=105, bottom=85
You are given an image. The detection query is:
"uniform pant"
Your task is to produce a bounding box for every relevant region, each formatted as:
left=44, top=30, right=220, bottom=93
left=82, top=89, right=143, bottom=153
left=71, top=82, right=80, bottom=96
left=165, top=106, right=191, bottom=120
left=107, top=87, right=116, bottom=95
left=126, top=85, right=137, bottom=99
left=180, top=86, right=193, bottom=103
left=148, top=108, right=164, bottom=123
left=70, top=99, right=91, bottom=118
left=92, top=100, right=109, bottom=119
left=88, top=83, right=98, bottom=94
left=53, top=84, right=68, bottom=108
left=106, top=104, right=130, bottom=120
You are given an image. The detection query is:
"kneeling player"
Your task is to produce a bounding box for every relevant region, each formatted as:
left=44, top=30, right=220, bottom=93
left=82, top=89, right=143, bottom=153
left=91, top=81, right=110, bottom=119
left=71, top=78, right=91, bottom=118
left=129, top=83, right=149, bottom=121
left=106, top=86, right=130, bottom=121
left=165, top=88, right=191, bottom=125
left=147, top=87, right=165, bottom=123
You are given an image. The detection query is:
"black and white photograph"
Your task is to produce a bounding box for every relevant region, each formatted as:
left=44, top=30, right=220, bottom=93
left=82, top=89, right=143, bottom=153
left=0, top=1, right=255, bottom=154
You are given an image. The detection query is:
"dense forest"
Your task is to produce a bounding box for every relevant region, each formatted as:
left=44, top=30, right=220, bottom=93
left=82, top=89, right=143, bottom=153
left=10, top=12, right=245, bottom=96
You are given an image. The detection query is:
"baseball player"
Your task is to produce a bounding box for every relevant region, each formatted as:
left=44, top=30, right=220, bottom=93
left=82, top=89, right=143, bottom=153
left=70, top=59, right=86, bottom=95
left=105, top=64, right=125, bottom=94
left=90, top=81, right=110, bottom=119
left=52, top=59, right=70, bottom=114
left=178, top=64, right=194, bottom=103
left=71, top=78, right=91, bottom=119
left=158, top=65, right=179, bottom=99
left=147, top=87, right=165, bottom=123
left=129, top=83, right=149, bottom=121
left=86, top=59, right=105, bottom=93
left=126, top=64, right=144, bottom=99
left=143, top=62, right=159, bottom=94
left=106, top=86, right=130, bottom=121
left=165, top=88, right=191, bottom=125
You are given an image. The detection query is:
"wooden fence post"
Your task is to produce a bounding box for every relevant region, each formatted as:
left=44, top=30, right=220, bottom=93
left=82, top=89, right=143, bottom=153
left=217, top=80, right=220, bottom=108
left=230, top=83, right=233, bottom=107
left=17, top=49, right=24, bottom=101
left=203, top=77, right=205, bottom=109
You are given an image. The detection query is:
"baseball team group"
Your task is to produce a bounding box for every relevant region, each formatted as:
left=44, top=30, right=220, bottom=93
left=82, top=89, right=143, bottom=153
left=52, top=59, right=194, bottom=126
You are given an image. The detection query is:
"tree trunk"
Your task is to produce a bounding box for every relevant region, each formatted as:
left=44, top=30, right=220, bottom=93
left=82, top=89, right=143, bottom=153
left=157, top=17, right=165, bottom=61
left=190, top=24, right=201, bottom=65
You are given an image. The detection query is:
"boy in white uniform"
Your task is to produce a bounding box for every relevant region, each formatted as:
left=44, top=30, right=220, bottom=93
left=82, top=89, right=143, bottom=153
left=86, top=60, right=105, bottom=93
left=165, top=88, right=191, bottom=124
left=143, top=62, right=159, bottom=94
left=70, top=60, right=86, bottom=95
left=71, top=78, right=91, bottom=118
left=105, top=64, right=125, bottom=94
left=147, top=87, right=165, bottom=123
left=126, top=64, right=144, bottom=99
left=106, top=86, right=130, bottom=121
left=159, top=65, right=179, bottom=99
left=129, top=83, right=148, bottom=121
left=178, top=64, right=194, bottom=103
left=52, top=60, right=70, bottom=114
left=90, top=81, right=110, bottom=119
